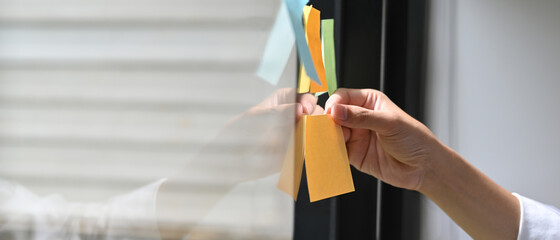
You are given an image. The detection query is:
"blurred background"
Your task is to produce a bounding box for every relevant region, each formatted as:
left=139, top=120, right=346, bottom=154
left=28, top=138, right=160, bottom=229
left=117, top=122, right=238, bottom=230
left=0, top=0, right=295, bottom=239
left=423, top=0, right=560, bottom=239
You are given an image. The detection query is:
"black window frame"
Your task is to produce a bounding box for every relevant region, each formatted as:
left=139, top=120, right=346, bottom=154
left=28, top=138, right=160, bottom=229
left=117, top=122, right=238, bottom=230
left=294, top=0, right=427, bottom=239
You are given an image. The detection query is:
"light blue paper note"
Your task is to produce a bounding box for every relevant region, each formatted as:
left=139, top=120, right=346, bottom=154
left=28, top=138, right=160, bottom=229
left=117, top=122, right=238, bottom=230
left=285, top=0, right=320, bottom=85
left=256, top=2, right=295, bottom=85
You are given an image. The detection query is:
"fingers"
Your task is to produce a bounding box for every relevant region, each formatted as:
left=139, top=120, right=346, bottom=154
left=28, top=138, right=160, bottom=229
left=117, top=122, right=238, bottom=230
left=341, top=126, right=351, bottom=142
left=296, top=103, right=304, bottom=121
left=295, top=103, right=327, bottom=120
left=330, top=104, right=397, bottom=135
left=325, top=88, right=385, bottom=114
left=297, top=93, right=318, bottom=114
left=271, top=88, right=296, bottom=105
left=312, top=105, right=324, bottom=115
left=253, top=90, right=317, bottom=121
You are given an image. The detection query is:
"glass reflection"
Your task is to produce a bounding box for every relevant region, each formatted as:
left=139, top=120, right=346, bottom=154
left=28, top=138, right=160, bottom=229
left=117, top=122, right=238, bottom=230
left=0, top=0, right=311, bottom=239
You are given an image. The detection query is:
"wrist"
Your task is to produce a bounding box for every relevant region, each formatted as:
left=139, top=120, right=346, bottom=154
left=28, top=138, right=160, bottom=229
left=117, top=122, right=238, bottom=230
left=417, top=140, right=460, bottom=196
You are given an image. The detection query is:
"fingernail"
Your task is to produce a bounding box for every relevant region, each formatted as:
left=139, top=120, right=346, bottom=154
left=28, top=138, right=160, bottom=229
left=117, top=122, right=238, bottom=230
left=333, top=104, right=347, bottom=121
left=304, top=102, right=314, bottom=114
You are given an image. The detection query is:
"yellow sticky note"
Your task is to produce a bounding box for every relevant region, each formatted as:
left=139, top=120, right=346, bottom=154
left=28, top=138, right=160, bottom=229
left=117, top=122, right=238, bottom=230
left=277, top=117, right=306, bottom=200
left=297, top=64, right=311, bottom=93
left=304, top=115, right=355, bottom=202
left=303, top=5, right=312, bottom=23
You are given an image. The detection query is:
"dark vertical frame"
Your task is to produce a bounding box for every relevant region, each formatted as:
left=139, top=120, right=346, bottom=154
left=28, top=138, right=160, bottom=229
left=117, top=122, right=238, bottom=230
left=333, top=0, right=382, bottom=240
left=293, top=0, right=427, bottom=239
left=377, top=0, right=426, bottom=239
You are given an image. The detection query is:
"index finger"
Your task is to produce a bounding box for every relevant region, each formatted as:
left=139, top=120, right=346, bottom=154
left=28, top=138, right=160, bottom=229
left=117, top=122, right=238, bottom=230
left=324, top=88, right=384, bottom=114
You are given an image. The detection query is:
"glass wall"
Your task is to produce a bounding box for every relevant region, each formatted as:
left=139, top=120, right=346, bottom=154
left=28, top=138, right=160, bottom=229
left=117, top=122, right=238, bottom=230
left=0, top=0, right=296, bottom=239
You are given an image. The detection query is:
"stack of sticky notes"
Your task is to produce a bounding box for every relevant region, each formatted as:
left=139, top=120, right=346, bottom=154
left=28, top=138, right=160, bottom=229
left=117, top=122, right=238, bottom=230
left=278, top=115, right=355, bottom=202
left=273, top=1, right=353, bottom=202
left=257, top=0, right=338, bottom=95
left=297, top=5, right=338, bottom=96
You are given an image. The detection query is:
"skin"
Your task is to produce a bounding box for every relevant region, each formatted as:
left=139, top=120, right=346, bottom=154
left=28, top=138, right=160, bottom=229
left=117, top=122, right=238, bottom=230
left=325, top=88, right=520, bottom=240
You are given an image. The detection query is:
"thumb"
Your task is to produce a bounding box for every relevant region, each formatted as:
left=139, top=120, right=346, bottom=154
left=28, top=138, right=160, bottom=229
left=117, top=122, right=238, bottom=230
left=330, top=104, right=397, bottom=135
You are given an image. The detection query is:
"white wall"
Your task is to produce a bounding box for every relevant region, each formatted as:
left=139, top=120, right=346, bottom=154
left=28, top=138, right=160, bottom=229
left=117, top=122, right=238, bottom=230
left=423, top=0, right=560, bottom=239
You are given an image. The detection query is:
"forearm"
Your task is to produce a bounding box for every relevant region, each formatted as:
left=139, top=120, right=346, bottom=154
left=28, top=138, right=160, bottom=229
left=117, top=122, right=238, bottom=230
left=419, top=142, right=520, bottom=240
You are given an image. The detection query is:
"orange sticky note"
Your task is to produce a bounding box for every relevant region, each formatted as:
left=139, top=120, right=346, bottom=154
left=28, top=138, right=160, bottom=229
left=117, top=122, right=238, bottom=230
left=304, top=115, right=354, bottom=202
left=297, top=5, right=313, bottom=93
left=278, top=115, right=354, bottom=202
left=277, top=117, right=306, bottom=200
left=306, top=7, right=328, bottom=93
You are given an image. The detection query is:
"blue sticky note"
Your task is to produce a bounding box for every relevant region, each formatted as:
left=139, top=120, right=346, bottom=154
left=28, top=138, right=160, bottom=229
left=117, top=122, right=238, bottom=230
left=285, top=0, right=320, bottom=85
left=256, top=2, right=295, bottom=85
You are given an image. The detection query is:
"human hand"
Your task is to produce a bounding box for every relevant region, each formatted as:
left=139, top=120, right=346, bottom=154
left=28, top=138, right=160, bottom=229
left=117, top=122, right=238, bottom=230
left=200, top=88, right=322, bottom=182
left=157, top=89, right=321, bottom=238
left=237, top=88, right=319, bottom=160
left=327, top=88, right=522, bottom=240
left=325, top=88, right=440, bottom=191
left=245, top=88, right=319, bottom=121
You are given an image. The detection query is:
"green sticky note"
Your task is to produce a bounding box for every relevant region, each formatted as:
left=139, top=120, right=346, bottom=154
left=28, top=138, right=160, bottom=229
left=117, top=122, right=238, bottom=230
left=321, top=19, right=337, bottom=96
